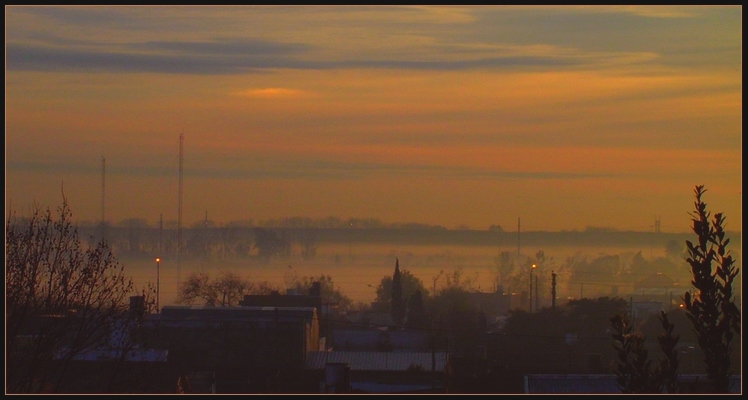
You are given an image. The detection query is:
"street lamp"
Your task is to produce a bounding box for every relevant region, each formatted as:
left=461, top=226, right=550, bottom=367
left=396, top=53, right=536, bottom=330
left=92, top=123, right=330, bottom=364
left=155, top=257, right=160, bottom=313
left=530, top=264, right=536, bottom=312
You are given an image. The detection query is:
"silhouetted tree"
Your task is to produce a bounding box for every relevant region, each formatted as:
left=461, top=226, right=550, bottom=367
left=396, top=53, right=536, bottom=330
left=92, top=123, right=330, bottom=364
left=373, top=267, right=429, bottom=313
left=288, top=274, right=353, bottom=313
left=609, top=185, right=740, bottom=394
left=657, top=311, right=681, bottom=394
left=629, top=251, right=651, bottom=277
left=405, top=290, right=429, bottom=329
left=430, top=273, right=484, bottom=355
left=611, top=313, right=658, bottom=393
left=683, top=185, right=740, bottom=393
left=6, top=195, right=152, bottom=393
left=391, top=258, right=405, bottom=326
left=252, top=227, right=291, bottom=260
left=299, top=226, right=318, bottom=260
left=610, top=311, right=679, bottom=393
left=665, top=239, right=685, bottom=260
left=492, top=251, right=513, bottom=292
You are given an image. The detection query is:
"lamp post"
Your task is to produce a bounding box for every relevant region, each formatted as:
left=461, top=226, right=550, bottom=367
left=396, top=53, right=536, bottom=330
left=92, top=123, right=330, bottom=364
left=155, top=257, right=160, bottom=313
left=530, top=264, right=536, bottom=312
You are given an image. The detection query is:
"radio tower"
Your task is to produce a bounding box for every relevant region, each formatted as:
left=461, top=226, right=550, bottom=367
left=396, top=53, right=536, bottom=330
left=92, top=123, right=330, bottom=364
left=101, top=156, right=106, bottom=241
left=177, top=133, right=183, bottom=294
left=517, top=217, right=521, bottom=268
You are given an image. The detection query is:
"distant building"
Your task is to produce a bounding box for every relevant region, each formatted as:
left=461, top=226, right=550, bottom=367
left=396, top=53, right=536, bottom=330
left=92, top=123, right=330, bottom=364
left=239, top=282, right=322, bottom=313
left=631, top=272, right=680, bottom=311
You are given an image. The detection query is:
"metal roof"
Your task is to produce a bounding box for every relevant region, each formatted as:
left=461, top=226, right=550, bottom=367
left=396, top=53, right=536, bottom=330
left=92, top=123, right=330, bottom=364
left=156, top=305, right=316, bottom=320
left=330, top=329, right=430, bottom=351
left=305, top=351, right=447, bottom=372
left=60, top=347, right=169, bottom=362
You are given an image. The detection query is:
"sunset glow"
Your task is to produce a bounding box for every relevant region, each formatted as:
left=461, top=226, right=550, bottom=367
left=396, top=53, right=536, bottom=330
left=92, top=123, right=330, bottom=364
left=6, top=5, right=741, bottom=233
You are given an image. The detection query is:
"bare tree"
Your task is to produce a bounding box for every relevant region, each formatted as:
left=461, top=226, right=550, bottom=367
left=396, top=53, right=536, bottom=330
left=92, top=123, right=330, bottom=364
left=6, top=195, right=153, bottom=393
left=177, top=271, right=276, bottom=306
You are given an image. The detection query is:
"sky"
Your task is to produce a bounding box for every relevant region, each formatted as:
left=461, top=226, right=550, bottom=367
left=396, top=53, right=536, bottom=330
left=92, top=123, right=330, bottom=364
left=5, top=5, right=742, bottom=233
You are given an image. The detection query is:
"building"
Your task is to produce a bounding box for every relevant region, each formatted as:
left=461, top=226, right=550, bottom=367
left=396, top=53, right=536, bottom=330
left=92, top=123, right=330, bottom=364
left=140, top=305, right=321, bottom=393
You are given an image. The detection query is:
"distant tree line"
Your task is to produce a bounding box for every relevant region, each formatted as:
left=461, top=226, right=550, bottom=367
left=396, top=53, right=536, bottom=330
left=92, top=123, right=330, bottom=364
left=80, top=216, right=451, bottom=231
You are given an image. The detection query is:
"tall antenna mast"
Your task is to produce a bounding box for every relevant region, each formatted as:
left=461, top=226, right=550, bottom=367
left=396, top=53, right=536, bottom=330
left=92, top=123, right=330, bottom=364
left=177, top=132, right=184, bottom=294
left=159, top=213, right=163, bottom=254
left=517, top=217, right=521, bottom=268
left=101, top=156, right=106, bottom=241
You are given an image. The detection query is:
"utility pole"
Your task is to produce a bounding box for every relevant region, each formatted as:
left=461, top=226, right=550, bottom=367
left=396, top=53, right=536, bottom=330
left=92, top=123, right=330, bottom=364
left=155, top=257, right=161, bottom=313
left=529, top=264, right=536, bottom=312
left=432, top=270, right=443, bottom=298
left=158, top=213, right=163, bottom=254
left=551, top=270, right=557, bottom=309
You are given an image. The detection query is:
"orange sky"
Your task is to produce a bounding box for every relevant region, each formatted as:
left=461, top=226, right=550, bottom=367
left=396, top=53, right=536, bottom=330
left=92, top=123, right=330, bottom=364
left=5, top=6, right=742, bottom=233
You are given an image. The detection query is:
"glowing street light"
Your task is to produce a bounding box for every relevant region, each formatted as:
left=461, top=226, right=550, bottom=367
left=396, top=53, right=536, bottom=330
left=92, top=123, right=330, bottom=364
left=530, top=264, right=537, bottom=312
left=155, top=257, right=161, bottom=313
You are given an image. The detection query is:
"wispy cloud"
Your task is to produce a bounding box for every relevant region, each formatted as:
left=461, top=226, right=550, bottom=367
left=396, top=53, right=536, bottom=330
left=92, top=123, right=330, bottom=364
left=232, top=87, right=312, bottom=99
left=10, top=6, right=709, bottom=75
left=6, top=40, right=641, bottom=74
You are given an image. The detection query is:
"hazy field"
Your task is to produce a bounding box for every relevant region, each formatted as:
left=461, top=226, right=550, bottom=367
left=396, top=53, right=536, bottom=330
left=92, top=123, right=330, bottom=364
left=121, top=240, right=703, bottom=308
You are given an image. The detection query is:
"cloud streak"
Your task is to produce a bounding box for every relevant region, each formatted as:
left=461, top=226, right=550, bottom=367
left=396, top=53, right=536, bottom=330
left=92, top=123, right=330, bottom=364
left=6, top=40, right=638, bottom=75
left=11, top=6, right=723, bottom=75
